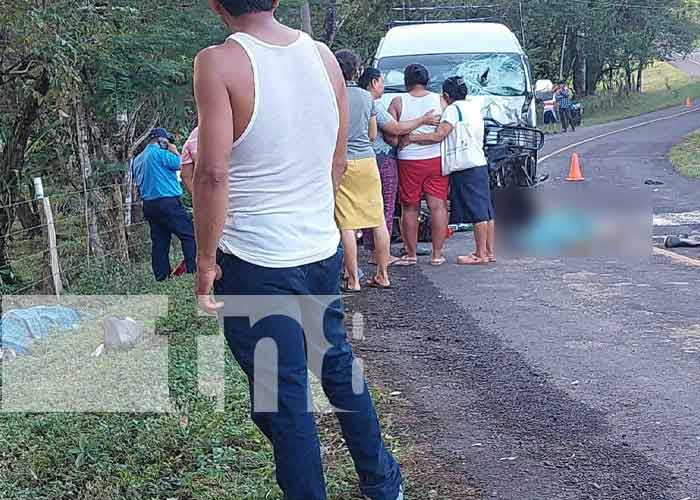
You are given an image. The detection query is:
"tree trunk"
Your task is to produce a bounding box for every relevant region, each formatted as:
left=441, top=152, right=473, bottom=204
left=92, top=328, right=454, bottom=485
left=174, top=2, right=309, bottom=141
left=301, top=1, right=313, bottom=37
left=636, top=64, right=644, bottom=93
left=559, top=25, right=568, bottom=82
left=0, top=68, right=49, bottom=284
left=73, top=97, right=105, bottom=259
left=573, top=30, right=587, bottom=96
left=323, top=0, right=338, bottom=46
left=15, top=201, right=41, bottom=237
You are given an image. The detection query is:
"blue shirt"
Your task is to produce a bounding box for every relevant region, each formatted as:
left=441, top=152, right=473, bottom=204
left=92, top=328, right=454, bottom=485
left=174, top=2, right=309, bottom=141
left=132, top=144, right=182, bottom=201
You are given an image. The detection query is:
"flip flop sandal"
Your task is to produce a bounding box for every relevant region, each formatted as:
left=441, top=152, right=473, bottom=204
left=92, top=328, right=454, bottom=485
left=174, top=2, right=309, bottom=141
left=393, top=257, right=418, bottom=266
left=457, top=254, right=489, bottom=266
left=341, top=286, right=362, bottom=294
left=431, top=257, right=447, bottom=266
left=488, top=255, right=497, bottom=263
left=366, top=277, right=392, bottom=290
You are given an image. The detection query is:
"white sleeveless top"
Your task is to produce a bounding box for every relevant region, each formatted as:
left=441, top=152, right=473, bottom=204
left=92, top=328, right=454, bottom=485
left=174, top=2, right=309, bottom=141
left=219, top=32, right=340, bottom=268
left=398, top=92, right=443, bottom=161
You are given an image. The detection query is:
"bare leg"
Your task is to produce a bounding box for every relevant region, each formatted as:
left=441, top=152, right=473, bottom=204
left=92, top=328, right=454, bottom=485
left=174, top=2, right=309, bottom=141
left=472, top=222, right=489, bottom=258
left=341, top=229, right=360, bottom=290
left=401, top=204, right=419, bottom=259
left=371, top=224, right=391, bottom=287
left=426, top=194, right=448, bottom=261
left=487, top=219, right=496, bottom=259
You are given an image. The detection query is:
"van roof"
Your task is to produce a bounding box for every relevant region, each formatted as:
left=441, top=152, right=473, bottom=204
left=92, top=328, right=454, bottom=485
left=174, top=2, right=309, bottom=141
left=376, top=22, right=523, bottom=59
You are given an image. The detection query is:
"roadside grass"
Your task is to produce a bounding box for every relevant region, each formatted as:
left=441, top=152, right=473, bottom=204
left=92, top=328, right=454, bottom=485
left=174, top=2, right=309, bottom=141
left=669, top=131, right=700, bottom=179
left=0, top=261, right=409, bottom=500
left=582, top=62, right=700, bottom=127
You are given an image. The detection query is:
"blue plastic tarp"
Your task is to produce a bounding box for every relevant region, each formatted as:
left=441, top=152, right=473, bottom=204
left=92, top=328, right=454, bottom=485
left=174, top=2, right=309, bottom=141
left=0, top=306, right=83, bottom=355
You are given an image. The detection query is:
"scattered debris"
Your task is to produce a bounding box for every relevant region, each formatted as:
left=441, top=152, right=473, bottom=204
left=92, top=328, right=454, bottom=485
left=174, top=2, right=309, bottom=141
left=103, top=316, right=143, bottom=351
left=644, top=179, right=664, bottom=186
left=499, top=456, right=517, bottom=461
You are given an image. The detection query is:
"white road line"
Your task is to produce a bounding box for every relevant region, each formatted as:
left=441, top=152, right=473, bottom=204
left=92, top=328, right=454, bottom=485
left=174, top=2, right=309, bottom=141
left=539, top=106, right=700, bottom=164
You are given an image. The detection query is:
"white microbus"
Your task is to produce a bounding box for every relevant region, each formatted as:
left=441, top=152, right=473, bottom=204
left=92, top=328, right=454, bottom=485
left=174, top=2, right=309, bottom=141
left=374, top=22, right=544, bottom=128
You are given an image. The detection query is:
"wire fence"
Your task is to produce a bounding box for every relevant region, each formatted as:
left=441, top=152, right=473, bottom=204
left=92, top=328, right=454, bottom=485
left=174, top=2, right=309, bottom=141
left=0, top=179, right=163, bottom=296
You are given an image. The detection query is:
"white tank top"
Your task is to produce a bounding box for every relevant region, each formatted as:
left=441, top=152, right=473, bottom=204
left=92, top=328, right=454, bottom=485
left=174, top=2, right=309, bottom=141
left=398, top=92, right=443, bottom=161
left=219, top=32, right=340, bottom=268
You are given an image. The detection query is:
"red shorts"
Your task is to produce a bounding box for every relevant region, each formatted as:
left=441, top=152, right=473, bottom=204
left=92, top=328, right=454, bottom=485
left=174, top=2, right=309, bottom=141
left=398, top=157, right=449, bottom=205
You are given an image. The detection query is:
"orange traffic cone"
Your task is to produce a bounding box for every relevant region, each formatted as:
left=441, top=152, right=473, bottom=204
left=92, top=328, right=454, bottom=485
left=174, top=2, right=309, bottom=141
left=566, top=153, right=585, bottom=181
left=685, top=96, right=692, bottom=108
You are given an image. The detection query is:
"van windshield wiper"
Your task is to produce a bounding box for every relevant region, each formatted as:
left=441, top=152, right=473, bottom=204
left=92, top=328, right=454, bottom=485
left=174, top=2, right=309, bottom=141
left=383, top=85, right=406, bottom=93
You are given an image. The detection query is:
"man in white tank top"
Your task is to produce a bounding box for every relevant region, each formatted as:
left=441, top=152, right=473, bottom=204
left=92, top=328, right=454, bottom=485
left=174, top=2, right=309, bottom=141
left=192, top=2, right=403, bottom=500
left=388, top=64, right=449, bottom=266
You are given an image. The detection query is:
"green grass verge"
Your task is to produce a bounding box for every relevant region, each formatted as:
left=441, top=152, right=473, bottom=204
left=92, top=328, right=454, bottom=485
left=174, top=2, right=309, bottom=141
left=582, top=62, right=700, bottom=127
left=0, top=261, right=409, bottom=500
left=669, top=131, right=700, bottom=179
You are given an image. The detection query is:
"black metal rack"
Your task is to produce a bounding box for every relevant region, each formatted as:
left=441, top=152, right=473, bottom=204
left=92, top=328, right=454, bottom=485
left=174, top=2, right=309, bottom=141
left=390, top=2, right=505, bottom=27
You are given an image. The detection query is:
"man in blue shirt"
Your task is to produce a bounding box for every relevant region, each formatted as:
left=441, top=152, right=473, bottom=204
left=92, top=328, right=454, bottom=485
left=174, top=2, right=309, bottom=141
left=133, top=128, right=196, bottom=280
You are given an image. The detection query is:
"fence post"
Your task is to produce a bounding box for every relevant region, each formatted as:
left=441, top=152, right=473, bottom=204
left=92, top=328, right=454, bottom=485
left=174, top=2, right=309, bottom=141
left=34, top=177, right=63, bottom=295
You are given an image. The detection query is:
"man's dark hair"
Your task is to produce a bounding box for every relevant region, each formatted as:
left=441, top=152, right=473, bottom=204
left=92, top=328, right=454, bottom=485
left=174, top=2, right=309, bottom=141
left=443, top=76, right=468, bottom=101
left=335, top=49, right=362, bottom=82
left=404, top=64, right=429, bottom=89
left=358, top=67, right=382, bottom=90
left=217, top=0, right=275, bottom=17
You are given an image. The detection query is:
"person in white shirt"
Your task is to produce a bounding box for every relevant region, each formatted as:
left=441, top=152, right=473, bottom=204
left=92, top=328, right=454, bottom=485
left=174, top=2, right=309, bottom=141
left=404, top=76, right=495, bottom=265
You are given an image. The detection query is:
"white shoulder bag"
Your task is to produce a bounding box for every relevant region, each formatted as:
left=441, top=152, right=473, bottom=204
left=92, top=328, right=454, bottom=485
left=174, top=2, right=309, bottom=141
left=441, top=102, right=487, bottom=176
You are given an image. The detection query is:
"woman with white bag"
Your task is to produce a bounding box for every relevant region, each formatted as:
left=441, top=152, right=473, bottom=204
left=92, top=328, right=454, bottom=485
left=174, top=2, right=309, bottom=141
left=404, top=76, right=495, bottom=265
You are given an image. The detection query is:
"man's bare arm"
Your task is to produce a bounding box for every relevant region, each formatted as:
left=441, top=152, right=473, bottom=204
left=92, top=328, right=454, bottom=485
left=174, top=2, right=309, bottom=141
left=316, top=42, right=349, bottom=192
left=192, top=47, right=232, bottom=302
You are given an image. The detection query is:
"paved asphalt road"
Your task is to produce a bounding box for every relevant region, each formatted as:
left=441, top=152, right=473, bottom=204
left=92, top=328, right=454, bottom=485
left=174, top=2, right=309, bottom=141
left=416, top=105, right=700, bottom=498
left=671, top=51, right=700, bottom=78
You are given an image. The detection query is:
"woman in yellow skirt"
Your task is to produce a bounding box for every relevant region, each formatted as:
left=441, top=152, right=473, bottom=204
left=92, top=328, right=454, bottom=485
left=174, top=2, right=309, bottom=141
left=334, top=49, right=392, bottom=292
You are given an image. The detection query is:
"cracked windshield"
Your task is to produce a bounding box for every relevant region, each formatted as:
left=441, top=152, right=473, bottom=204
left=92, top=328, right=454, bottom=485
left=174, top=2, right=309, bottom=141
left=378, top=53, right=527, bottom=96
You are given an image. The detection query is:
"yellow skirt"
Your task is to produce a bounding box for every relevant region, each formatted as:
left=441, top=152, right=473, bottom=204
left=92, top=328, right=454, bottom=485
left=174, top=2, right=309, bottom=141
left=335, top=157, right=385, bottom=230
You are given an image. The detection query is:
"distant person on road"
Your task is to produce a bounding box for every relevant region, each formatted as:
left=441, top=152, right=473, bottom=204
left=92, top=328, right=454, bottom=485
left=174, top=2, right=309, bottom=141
left=389, top=63, right=448, bottom=266
left=132, top=127, right=196, bottom=281
left=334, top=49, right=392, bottom=292
left=555, top=82, right=576, bottom=132
left=357, top=67, right=440, bottom=266
left=403, top=76, right=495, bottom=264
left=192, top=1, right=403, bottom=500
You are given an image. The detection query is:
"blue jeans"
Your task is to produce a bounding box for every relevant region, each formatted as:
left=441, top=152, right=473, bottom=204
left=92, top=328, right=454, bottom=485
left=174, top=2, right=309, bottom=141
left=214, top=248, right=402, bottom=500
left=142, top=196, right=196, bottom=281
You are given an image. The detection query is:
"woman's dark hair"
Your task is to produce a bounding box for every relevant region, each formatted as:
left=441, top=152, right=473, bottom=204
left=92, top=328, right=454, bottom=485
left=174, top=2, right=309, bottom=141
left=404, top=64, right=430, bottom=89
left=335, top=49, right=362, bottom=82
left=358, top=67, right=382, bottom=90
left=443, top=76, right=468, bottom=101
left=217, top=0, right=275, bottom=17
